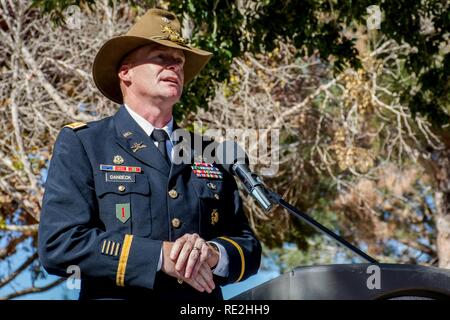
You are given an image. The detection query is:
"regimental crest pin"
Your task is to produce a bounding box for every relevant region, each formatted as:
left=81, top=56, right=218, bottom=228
left=211, top=209, right=219, bottom=226
left=116, top=203, right=131, bottom=223
left=113, top=155, right=124, bottom=165
left=131, top=142, right=147, bottom=153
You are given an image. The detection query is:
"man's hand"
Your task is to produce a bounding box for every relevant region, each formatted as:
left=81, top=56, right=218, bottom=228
left=169, top=233, right=220, bottom=279
left=161, top=241, right=215, bottom=293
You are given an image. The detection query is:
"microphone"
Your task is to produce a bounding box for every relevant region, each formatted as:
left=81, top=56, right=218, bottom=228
left=215, top=141, right=273, bottom=212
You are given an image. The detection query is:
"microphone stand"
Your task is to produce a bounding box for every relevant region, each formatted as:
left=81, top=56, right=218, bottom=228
left=264, top=188, right=378, bottom=264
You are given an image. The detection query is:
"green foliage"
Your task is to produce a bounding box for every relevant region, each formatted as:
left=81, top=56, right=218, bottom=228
left=12, top=159, right=24, bottom=171
left=168, top=0, right=245, bottom=120
left=243, top=0, right=362, bottom=71
left=379, top=0, right=450, bottom=127
left=31, top=0, right=449, bottom=126
left=31, top=0, right=96, bottom=25
left=0, top=216, right=6, bottom=229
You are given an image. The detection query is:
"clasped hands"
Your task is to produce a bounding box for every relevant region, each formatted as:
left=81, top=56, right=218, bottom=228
left=161, top=233, right=219, bottom=293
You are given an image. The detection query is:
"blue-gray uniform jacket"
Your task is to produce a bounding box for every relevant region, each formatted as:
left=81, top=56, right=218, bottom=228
left=38, top=106, right=261, bottom=300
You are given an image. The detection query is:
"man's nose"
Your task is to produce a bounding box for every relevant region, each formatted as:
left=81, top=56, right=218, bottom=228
left=166, top=59, right=183, bottom=72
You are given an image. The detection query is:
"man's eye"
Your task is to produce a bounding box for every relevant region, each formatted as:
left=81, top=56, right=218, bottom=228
left=150, top=54, right=163, bottom=61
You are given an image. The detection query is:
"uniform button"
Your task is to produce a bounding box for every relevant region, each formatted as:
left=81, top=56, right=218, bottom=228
left=118, top=185, right=126, bottom=192
left=171, top=218, right=181, bottom=229
left=214, top=193, right=220, bottom=200
left=168, top=189, right=178, bottom=199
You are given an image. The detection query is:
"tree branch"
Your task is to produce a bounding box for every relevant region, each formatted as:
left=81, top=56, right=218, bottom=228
left=0, top=224, right=39, bottom=233
left=0, top=277, right=66, bottom=300
left=0, top=233, right=30, bottom=260
left=0, top=252, right=38, bottom=289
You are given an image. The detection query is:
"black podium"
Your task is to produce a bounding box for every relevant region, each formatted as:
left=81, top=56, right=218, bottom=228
left=232, top=264, right=450, bottom=300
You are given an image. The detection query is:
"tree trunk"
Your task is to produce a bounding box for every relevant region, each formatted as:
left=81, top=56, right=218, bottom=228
left=434, top=149, right=450, bottom=269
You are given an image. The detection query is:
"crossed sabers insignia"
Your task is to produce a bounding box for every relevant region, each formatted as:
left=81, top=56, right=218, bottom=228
left=131, top=142, right=147, bottom=153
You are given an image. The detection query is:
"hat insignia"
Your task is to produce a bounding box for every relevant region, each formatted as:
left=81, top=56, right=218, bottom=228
left=161, top=25, right=186, bottom=45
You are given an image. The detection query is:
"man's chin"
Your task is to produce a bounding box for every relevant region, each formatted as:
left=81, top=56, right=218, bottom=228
left=160, top=89, right=182, bottom=103
left=166, top=87, right=182, bottom=97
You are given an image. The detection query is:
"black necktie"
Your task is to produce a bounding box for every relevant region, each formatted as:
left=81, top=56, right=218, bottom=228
left=151, top=129, right=170, bottom=164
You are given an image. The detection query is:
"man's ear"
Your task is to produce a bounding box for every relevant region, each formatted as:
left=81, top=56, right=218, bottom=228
left=117, top=64, right=132, bottom=83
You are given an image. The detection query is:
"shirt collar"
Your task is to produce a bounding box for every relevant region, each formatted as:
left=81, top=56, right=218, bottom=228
left=124, top=104, right=173, bottom=139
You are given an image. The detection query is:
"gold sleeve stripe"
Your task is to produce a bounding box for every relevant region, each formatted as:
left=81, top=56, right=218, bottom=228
left=105, top=241, right=111, bottom=255
left=101, top=240, right=107, bottom=253
left=114, top=243, right=121, bottom=256
left=116, top=234, right=133, bottom=287
left=110, top=242, right=116, bottom=255
left=219, top=236, right=245, bottom=282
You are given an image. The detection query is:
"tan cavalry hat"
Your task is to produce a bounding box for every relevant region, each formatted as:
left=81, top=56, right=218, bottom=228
left=92, top=8, right=213, bottom=104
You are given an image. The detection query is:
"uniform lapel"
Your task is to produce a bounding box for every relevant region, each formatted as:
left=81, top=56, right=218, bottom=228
left=113, top=105, right=170, bottom=176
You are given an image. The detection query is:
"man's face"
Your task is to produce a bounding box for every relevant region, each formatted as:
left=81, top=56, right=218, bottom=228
left=120, top=44, right=185, bottom=105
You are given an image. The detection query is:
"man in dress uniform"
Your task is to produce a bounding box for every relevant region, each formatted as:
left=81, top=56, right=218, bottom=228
left=38, top=8, right=261, bottom=300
